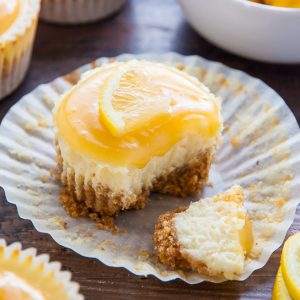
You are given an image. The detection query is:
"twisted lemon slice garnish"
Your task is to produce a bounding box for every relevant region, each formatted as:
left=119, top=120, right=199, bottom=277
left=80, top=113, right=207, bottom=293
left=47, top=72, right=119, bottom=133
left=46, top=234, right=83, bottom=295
left=99, top=60, right=170, bottom=136
left=0, top=0, right=20, bottom=36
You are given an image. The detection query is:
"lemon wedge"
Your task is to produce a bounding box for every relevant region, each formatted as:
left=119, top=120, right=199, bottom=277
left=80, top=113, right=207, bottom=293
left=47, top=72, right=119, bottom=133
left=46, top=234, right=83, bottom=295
left=99, top=60, right=170, bottom=136
left=272, top=267, right=292, bottom=300
left=281, top=232, right=300, bottom=299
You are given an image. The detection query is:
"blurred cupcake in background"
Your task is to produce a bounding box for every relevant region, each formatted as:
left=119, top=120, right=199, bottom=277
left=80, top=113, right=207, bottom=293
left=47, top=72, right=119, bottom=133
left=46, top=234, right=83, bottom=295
left=40, top=0, right=127, bottom=25
left=0, top=0, right=40, bottom=100
left=0, top=239, right=83, bottom=300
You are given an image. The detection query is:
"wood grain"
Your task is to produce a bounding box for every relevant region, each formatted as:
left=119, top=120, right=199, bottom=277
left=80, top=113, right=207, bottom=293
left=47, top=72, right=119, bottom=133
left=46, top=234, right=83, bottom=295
left=0, top=0, right=300, bottom=299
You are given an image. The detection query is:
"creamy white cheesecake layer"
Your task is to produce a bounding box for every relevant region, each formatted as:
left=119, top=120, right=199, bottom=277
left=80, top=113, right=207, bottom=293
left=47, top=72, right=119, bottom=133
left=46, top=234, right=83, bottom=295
left=173, top=185, right=246, bottom=280
left=0, top=0, right=40, bottom=44
left=56, top=133, right=220, bottom=195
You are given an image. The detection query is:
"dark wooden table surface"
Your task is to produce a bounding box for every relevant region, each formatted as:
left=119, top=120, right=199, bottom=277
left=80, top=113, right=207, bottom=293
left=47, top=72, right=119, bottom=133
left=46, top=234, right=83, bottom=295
left=1, top=0, right=300, bottom=299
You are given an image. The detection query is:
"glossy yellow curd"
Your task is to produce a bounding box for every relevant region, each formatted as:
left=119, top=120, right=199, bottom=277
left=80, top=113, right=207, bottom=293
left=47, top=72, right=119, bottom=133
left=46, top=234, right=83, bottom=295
left=0, top=247, right=68, bottom=300
left=239, top=216, right=254, bottom=256
left=250, top=0, right=300, bottom=8
left=0, top=0, right=20, bottom=36
left=55, top=61, right=222, bottom=168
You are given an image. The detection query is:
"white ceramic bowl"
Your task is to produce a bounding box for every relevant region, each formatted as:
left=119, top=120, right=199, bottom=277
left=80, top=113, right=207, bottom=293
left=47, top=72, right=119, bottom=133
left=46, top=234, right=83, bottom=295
left=179, top=0, right=300, bottom=63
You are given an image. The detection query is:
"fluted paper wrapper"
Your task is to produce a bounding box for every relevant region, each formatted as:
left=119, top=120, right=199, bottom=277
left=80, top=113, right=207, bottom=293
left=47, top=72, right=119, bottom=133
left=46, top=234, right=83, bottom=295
left=0, top=53, right=299, bottom=284
left=40, top=0, right=126, bottom=24
left=0, top=239, right=83, bottom=299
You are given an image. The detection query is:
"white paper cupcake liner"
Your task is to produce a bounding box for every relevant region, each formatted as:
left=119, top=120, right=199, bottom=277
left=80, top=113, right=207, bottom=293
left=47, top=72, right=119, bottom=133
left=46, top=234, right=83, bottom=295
left=0, top=239, right=84, bottom=299
left=0, top=33, right=35, bottom=100
left=0, top=53, right=299, bottom=284
left=40, top=0, right=127, bottom=24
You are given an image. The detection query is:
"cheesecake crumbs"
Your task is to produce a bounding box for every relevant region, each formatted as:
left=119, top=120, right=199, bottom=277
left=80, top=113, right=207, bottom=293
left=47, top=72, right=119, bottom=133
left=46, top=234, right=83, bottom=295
left=64, top=72, right=81, bottom=85
left=37, top=119, right=49, bottom=128
left=9, top=149, right=32, bottom=163
left=274, top=198, right=287, bottom=207
left=40, top=175, right=48, bottom=183
left=95, top=215, right=118, bottom=235
left=206, top=181, right=214, bottom=188
left=42, top=95, right=56, bottom=110
left=137, top=249, right=152, bottom=260
left=50, top=215, right=68, bottom=229
left=176, top=63, right=185, bottom=71
left=49, top=168, right=60, bottom=180
left=26, top=189, right=39, bottom=196
left=230, top=137, right=240, bottom=148
left=98, top=239, right=115, bottom=251
left=218, top=75, right=230, bottom=89
left=84, top=231, right=94, bottom=238
left=91, top=61, right=98, bottom=69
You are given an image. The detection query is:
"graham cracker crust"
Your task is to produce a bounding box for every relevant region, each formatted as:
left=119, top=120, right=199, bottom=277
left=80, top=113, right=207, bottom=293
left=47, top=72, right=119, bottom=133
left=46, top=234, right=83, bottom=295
left=55, top=139, right=149, bottom=217
left=153, top=208, right=190, bottom=269
left=152, top=150, right=214, bottom=197
left=153, top=208, right=208, bottom=275
left=55, top=139, right=215, bottom=222
left=59, top=189, right=119, bottom=234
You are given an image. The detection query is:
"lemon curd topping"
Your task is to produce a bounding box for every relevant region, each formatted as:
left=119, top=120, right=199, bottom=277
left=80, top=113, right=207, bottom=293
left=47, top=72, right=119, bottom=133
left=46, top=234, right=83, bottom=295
left=0, top=0, right=20, bottom=36
left=239, top=216, right=254, bottom=256
left=0, top=248, right=68, bottom=300
left=55, top=61, right=222, bottom=168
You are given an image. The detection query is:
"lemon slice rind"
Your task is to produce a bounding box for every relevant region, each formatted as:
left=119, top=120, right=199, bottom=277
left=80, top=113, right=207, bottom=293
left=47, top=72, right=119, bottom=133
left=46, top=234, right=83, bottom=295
left=99, top=60, right=138, bottom=136
left=272, top=266, right=292, bottom=300
left=281, top=232, right=300, bottom=300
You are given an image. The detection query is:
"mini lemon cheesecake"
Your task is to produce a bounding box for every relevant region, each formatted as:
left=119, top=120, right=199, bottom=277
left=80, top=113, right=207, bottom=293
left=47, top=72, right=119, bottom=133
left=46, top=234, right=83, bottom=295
left=250, top=0, right=300, bottom=8
left=54, top=60, right=222, bottom=218
left=0, top=240, right=83, bottom=300
left=153, top=185, right=254, bottom=279
left=40, top=0, right=126, bottom=25
left=0, top=0, right=40, bottom=100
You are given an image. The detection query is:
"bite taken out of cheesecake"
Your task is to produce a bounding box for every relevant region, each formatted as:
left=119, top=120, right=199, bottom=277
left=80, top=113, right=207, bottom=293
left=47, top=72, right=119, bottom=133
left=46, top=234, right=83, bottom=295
left=53, top=60, right=222, bottom=219
left=153, top=185, right=254, bottom=280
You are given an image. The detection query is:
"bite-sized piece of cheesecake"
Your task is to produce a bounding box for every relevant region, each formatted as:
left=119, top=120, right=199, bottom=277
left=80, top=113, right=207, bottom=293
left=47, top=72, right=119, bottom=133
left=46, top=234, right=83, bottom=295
left=53, top=60, right=222, bottom=218
left=153, top=185, right=253, bottom=280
